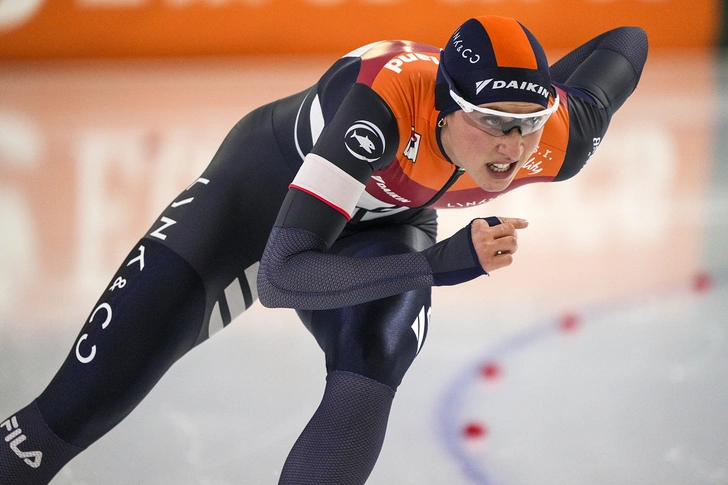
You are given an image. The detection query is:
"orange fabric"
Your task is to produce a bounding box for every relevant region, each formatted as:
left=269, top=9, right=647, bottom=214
left=478, top=16, right=539, bottom=69
left=513, top=86, right=571, bottom=181
left=0, top=0, right=719, bottom=59
left=364, top=46, right=570, bottom=209
left=370, top=49, right=449, bottom=193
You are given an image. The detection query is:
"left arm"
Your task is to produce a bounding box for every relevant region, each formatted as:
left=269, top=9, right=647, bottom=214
left=550, top=26, right=649, bottom=181
left=550, top=26, right=648, bottom=116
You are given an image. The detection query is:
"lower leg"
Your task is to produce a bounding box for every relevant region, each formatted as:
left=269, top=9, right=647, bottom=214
left=278, top=371, right=395, bottom=485
left=0, top=402, right=83, bottom=485
left=1, top=239, right=207, bottom=484
left=280, top=290, right=430, bottom=485
left=279, top=224, right=433, bottom=485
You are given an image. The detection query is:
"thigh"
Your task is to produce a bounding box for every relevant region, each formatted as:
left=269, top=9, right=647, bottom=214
left=146, top=106, right=299, bottom=338
left=297, top=221, right=436, bottom=390
left=36, top=106, right=300, bottom=446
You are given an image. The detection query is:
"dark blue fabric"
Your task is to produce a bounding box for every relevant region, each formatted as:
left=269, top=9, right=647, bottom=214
left=436, top=16, right=553, bottom=116
left=0, top=402, right=83, bottom=485
left=37, top=239, right=206, bottom=448
left=296, top=223, right=433, bottom=390
left=278, top=371, right=395, bottom=485
left=424, top=223, right=486, bottom=287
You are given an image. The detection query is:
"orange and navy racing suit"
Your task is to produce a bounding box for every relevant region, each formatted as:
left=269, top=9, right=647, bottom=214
left=3, top=28, right=647, bottom=483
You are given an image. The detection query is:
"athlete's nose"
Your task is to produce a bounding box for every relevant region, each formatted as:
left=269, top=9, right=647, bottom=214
left=497, top=129, right=523, bottom=160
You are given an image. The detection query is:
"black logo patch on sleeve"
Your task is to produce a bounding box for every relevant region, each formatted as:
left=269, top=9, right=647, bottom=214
left=344, top=120, right=386, bottom=163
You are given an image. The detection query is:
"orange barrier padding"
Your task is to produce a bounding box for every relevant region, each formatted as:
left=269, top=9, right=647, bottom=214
left=0, top=0, right=720, bottom=59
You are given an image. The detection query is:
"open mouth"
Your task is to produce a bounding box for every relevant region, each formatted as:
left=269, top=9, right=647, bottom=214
left=486, top=162, right=516, bottom=178
left=487, top=162, right=512, bottom=173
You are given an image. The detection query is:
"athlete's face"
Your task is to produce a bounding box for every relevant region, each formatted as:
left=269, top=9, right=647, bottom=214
left=440, top=101, right=545, bottom=193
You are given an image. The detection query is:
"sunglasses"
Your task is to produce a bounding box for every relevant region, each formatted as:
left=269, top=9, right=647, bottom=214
left=439, top=56, right=559, bottom=137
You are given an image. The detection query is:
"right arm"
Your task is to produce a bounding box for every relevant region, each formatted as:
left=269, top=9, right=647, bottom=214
left=257, top=82, right=517, bottom=311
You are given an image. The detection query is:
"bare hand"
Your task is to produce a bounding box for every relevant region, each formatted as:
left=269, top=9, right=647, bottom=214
left=470, top=217, right=529, bottom=273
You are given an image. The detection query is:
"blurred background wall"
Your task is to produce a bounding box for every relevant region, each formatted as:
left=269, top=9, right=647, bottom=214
left=1, top=2, right=727, bottom=484
left=0, top=0, right=722, bottom=60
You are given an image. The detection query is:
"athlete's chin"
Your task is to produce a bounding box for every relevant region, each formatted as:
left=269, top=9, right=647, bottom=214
left=477, top=174, right=515, bottom=193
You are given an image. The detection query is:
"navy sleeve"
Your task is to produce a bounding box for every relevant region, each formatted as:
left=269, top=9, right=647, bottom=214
left=552, top=26, right=649, bottom=182
left=550, top=26, right=648, bottom=115
left=258, top=220, right=488, bottom=310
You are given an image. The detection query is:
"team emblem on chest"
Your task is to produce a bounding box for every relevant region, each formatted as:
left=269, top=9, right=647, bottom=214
left=403, top=127, right=422, bottom=163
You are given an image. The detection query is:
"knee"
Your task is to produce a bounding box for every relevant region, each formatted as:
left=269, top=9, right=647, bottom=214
left=356, top=322, right=421, bottom=390
left=301, top=288, right=431, bottom=391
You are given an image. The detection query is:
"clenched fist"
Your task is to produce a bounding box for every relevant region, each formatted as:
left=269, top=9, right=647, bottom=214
left=471, top=217, right=529, bottom=273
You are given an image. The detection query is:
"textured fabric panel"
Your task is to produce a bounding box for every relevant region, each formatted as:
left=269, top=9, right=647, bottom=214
left=549, top=27, right=648, bottom=84
left=593, top=27, right=648, bottom=79
left=278, top=371, right=395, bottom=485
left=258, top=226, right=434, bottom=310
left=0, top=402, right=83, bottom=485
left=296, top=221, right=434, bottom=389
left=549, top=34, right=604, bottom=84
